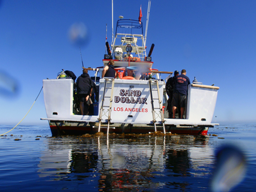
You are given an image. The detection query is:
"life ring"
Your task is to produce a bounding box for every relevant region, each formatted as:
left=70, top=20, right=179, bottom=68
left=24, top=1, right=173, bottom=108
left=122, top=76, right=134, bottom=80
left=124, top=57, right=141, bottom=62
left=133, top=57, right=141, bottom=61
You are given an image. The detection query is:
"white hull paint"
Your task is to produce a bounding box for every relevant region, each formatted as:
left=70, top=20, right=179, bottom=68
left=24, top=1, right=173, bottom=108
left=41, top=78, right=218, bottom=136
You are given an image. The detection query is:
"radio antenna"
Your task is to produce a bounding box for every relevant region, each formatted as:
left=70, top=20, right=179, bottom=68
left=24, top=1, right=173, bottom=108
left=105, top=24, right=108, bottom=54
left=79, top=47, right=84, bottom=68
left=111, top=0, right=114, bottom=45
left=144, top=0, right=151, bottom=47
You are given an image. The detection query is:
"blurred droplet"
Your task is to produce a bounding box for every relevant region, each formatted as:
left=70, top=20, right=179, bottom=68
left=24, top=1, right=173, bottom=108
left=113, top=152, right=126, bottom=168
left=211, top=144, right=247, bottom=192
left=0, top=70, right=19, bottom=98
left=68, top=22, right=90, bottom=48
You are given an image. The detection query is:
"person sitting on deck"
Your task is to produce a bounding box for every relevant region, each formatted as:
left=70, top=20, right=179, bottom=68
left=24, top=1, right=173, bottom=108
left=102, top=60, right=116, bottom=78
left=76, top=67, right=94, bottom=115
left=172, top=69, right=190, bottom=119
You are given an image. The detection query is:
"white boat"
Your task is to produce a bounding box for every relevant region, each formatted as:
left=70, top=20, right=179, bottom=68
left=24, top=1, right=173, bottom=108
left=41, top=1, right=219, bottom=136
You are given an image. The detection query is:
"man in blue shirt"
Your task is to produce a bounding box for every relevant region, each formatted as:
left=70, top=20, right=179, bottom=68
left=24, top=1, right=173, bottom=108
left=172, top=69, right=190, bottom=118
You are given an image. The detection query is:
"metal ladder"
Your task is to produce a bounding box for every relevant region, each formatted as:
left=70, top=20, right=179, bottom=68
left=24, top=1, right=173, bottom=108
left=149, top=80, right=166, bottom=134
left=98, top=77, right=115, bottom=135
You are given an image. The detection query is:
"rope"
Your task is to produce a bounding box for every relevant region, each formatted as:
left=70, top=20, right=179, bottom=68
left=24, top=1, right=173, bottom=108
left=0, top=86, right=43, bottom=136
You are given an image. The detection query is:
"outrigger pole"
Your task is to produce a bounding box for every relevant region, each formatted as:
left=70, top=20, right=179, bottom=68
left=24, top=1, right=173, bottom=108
left=144, top=0, right=151, bottom=47
left=105, top=24, right=108, bottom=54
left=111, top=0, right=114, bottom=45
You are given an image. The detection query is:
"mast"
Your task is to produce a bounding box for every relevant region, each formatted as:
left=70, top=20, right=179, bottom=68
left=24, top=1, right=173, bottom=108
left=144, top=0, right=151, bottom=47
left=111, top=0, right=114, bottom=45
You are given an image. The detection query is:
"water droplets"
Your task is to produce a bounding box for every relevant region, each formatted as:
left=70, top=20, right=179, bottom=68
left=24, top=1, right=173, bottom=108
left=211, top=144, right=247, bottom=192
left=68, top=22, right=90, bottom=48
left=0, top=70, right=19, bottom=98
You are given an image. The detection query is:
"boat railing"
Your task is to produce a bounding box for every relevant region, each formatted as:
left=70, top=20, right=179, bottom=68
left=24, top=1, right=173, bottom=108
left=191, top=84, right=219, bottom=90
left=85, top=67, right=173, bottom=82
left=111, top=33, right=146, bottom=60
left=115, top=19, right=143, bottom=35
left=115, top=33, right=144, bottom=37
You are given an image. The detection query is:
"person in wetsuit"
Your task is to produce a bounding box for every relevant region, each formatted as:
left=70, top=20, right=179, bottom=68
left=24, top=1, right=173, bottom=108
left=102, top=60, right=116, bottom=78
left=76, top=67, right=94, bottom=115
left=166, top=70, right=179, bottom=118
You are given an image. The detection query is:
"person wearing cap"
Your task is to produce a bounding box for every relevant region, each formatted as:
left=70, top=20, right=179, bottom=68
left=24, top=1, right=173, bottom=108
left=172, top=69, right=190, bottom=119
left=102, top=60, right=116, bottom=78
left=126, top=68, right=134, bottom=77
left=166, top=70, right=179, bottom=118
left=76, top=67, right=94, bottom=115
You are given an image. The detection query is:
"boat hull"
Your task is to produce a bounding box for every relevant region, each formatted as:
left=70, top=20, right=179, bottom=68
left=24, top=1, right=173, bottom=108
left=49, top=121, right=209, bottom=137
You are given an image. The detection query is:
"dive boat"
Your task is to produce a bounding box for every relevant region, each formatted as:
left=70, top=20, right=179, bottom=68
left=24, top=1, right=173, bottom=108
left=41, top=2, right=219, bottom=136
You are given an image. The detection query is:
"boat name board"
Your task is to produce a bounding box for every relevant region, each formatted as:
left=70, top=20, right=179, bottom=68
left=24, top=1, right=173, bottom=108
left=114, top=89, right=147, bottom=104
left=99, top=80, right=164, bottom=122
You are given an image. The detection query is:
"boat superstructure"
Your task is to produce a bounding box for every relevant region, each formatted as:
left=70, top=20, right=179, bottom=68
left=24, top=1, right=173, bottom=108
left=41, top=2, right=219, bottom=136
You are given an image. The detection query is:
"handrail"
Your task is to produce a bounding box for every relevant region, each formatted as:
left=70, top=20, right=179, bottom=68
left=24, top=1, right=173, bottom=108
left=191, top=84, right=219, bottom=90
left=151, top=70, right=173, bottom=74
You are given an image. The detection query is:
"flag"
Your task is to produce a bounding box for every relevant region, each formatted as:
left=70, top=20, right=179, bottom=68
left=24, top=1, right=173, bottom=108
left=138, top=6, right=142, bottom=23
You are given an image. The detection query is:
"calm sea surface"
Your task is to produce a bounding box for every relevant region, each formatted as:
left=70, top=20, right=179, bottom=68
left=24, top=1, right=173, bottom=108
left=0, top=123, right=255, bottom=191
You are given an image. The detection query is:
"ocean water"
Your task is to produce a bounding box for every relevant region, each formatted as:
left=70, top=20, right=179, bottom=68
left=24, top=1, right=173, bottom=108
left=0, top=123, right=255, bottom=192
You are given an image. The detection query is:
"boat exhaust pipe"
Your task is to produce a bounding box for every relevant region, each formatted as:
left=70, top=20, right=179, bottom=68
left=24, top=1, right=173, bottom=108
left=148, top=43, right=154, bottom=57
left=106, top=41, right=111, bottom=55
left=104, top=41, right=113, bottom=59
left=145, top=43, right=154, bottom=61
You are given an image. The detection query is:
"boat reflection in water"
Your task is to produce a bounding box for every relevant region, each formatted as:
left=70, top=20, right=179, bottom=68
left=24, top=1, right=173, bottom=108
left=38, top=134, right=213, bottom=191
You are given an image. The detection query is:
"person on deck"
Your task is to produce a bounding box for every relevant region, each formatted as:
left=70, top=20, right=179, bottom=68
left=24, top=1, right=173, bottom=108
left=102, top=60, right=116, bottom=78
left=88, top=81, right=98, bottom=115
left=126, top=68, right=134, bottom=77
left=76, top=67, right=94, bottom=115
left=172, top=69, right=190, bottom=119
left=166, top=70, right=179, bottom=118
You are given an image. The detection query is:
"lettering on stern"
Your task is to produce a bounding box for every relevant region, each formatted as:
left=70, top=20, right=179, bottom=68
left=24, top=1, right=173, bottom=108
left=113, top=88, right=148, bottom=113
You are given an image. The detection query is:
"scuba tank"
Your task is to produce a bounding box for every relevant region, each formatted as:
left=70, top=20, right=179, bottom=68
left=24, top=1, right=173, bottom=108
left=57, top=69, right=67, bottom=79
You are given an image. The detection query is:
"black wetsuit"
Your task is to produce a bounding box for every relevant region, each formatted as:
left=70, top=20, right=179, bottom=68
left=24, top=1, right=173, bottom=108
left=76, top=73, right=94, bottom=95
left=76, top=72, right=94, bottom=115
left=166, top=76, right=177, bottom=118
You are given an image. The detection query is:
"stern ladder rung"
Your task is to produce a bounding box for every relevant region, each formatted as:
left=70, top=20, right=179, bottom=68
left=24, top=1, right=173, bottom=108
left=98, top=79, right=115, bottom=135
left=149, top=80, right=166, bottom=134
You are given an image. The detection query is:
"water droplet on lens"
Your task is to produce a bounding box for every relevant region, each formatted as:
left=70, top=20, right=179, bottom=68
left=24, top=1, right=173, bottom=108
left=211, top=144, right=247, bottom=192
left=0, top=70, right=19, bottom=98
left=68, top=22, right=90, bottom=48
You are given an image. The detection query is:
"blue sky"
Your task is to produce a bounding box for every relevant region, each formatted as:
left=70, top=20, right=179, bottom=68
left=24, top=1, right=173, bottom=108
left=0, top=0, right=256, bottom=125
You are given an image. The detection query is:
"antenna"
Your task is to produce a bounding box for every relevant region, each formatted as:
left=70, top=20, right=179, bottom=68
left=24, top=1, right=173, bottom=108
left=144, top=0, right=151, bottom=47
left=111, top=0, right=114, bottom=45
left=79, top=47, right=84, bottom=68
left=106, top=24, right=108, bottom=42
left=105, top=24, right=107, bottom=54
